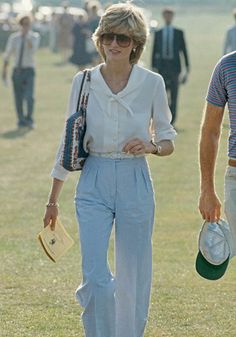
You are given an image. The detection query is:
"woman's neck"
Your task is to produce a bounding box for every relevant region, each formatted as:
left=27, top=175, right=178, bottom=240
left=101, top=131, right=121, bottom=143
left=101, top=61, right=133, bottom=81
left=100, top=61, right=134, bottom=94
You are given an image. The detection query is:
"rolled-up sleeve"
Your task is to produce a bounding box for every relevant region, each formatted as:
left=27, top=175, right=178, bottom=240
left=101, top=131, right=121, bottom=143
left=152, top=76, right=177, bottom=143
left=51, top=73, right=83, bottom=181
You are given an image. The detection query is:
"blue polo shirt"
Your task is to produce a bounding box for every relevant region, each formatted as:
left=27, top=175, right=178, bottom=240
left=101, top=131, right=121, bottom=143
left=206, top=51, right=236, bottom=159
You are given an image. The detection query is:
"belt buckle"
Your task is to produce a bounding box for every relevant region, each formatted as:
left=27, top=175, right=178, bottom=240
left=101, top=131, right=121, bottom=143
left=229, top=159, right=236, bottom=167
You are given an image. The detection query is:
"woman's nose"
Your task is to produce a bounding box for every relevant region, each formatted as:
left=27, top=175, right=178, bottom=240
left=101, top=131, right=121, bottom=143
left=110, top=35, right=119, bottom=47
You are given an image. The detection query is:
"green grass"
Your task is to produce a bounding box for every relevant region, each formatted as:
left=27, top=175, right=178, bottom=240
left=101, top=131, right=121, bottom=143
left=1, top=5, right=236, bottom=337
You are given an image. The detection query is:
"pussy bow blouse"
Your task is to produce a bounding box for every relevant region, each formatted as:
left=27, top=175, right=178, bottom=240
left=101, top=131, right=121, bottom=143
left=51, top=63, right=177, bottom=181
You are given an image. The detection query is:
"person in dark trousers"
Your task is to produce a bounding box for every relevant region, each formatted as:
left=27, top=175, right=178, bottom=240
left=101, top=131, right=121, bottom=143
left=152, top=7, right=189, bottom=125
left=2, top=14, right=40, bottom=128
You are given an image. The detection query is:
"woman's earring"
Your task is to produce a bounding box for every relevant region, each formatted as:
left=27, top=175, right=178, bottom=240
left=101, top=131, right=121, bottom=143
left=132, top=48, right=136, bottom=53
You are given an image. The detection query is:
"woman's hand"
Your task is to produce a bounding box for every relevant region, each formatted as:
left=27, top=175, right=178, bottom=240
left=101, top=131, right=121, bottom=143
left=43, top=205, right=59, bottom=230
left=122, top=138, right=174, bottom=156
left=122, top=138, right=155, bottom=155
left=43, top=178, right=64, bottom=230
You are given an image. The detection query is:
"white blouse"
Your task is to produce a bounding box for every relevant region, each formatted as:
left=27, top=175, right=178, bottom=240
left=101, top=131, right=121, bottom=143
left=51, top=64, right=177, bottom=181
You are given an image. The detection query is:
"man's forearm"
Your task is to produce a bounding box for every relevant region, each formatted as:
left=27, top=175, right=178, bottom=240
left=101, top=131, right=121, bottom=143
left=2, top=61, right=8, bottom=81
left=199, top=103, right=224, bottom=194
left=3, top=60, right=8, bottom=72
left=199, top=126, right=220, bottom=193
left=198, top=97, right=224, bottom=221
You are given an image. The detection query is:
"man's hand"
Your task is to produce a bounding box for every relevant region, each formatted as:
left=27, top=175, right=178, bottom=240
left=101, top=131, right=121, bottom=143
left=199, top=191, right=221, bottom=222
left=179, top=70, right=188, bottom=84
left=27, top=38, right=33, bottom=49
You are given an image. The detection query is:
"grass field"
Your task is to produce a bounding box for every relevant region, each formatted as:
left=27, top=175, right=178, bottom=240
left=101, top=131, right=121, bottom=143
left=1, top=4, right=236, bottom=337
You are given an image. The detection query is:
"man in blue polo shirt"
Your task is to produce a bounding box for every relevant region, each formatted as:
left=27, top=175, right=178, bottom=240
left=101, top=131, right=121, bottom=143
left=198, top=51, right=236, bottom=250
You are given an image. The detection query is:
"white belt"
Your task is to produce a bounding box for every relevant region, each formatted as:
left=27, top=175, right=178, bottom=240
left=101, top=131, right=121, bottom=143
left=89, top=151, right=144, bottom=159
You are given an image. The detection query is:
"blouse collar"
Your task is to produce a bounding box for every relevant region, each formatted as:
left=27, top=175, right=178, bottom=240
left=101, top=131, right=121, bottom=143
left=90, top=63, right=148, bottom=98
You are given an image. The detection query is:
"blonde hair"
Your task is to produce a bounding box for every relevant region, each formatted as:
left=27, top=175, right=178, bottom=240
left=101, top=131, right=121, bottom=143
left=92, top=2, right=149, bottom=64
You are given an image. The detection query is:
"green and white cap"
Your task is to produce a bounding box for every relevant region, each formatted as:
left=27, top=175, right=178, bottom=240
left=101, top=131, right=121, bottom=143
left=196, top=219, right=234, bottom=280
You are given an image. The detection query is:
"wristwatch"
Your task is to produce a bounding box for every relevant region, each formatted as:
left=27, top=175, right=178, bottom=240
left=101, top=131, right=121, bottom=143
left=150, top=140, right=162, bottom=155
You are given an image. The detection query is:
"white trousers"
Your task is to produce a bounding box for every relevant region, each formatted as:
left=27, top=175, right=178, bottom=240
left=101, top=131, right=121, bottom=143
left=74, top=155, right=155, bottom=337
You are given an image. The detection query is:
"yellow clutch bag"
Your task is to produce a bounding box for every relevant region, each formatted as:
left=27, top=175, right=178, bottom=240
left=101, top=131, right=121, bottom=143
left=38, top=219, right=74, bottom=262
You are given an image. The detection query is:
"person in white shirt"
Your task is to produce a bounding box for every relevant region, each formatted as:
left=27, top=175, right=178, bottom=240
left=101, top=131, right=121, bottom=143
left=2, top=14, right=40, bottom=128
left=223, top=8, right=236, bottom=55
left=43, top=3, right=176, bottom=337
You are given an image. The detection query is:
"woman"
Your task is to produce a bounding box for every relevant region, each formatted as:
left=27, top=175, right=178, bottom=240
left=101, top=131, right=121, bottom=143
left=69, top=12, right=92, bottom=69
left=86, top=1, right=102, bottom=65
left=57, top=4, right=73, bottom=64
left=43, top=3, right=176, bottom=337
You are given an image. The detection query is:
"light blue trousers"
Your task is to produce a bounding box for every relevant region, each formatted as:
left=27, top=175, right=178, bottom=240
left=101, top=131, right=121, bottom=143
left=75, top=155, right=155, bottom=337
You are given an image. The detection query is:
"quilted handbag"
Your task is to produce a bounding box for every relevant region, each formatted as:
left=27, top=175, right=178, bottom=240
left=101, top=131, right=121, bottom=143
left=61, top=70, right=91, bottom=171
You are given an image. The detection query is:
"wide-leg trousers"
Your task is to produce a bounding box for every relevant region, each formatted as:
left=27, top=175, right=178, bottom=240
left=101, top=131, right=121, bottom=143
left=75, top=155, right=155, bottom=337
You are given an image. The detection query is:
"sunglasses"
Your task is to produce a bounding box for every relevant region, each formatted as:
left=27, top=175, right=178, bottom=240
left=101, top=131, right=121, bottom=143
left=101, top=33, right=132, bottom=48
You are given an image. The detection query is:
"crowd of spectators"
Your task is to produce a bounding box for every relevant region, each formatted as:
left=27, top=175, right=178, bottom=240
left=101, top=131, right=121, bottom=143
left=0, top=1, right=104, bottom=67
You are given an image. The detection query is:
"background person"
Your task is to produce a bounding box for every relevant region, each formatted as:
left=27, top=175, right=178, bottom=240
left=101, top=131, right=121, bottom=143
left=86, top=0, right=102, bottom=65
left=151, top=7, right=189, bottom=126
left=49, top=11, right=59, bottom=53
left=223, top=8, right=236, bottom=55
left=57, top=2, right=74, bottom=64
left=43, top=3, right=176, bottom=337
left=2, top=14, right=40, bottom=128
left=69, top=11, right=92, bottom=69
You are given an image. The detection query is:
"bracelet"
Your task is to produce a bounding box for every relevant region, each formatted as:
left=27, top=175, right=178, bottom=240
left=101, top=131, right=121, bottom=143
left=46, top=202, right=59, bottom=208
left=150, top=140, right=162, bottom=155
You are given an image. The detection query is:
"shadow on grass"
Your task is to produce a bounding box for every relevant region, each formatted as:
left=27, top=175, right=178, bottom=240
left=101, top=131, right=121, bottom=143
left=53, top=61, right=65, bottom=67
left=0, top=127, right=32, bottom=139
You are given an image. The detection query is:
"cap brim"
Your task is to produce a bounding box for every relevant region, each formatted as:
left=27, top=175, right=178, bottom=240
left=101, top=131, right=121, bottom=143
left=195, top=251, right=229, bottom=280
